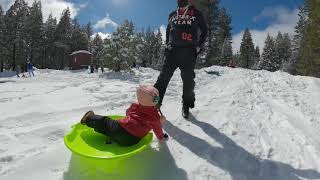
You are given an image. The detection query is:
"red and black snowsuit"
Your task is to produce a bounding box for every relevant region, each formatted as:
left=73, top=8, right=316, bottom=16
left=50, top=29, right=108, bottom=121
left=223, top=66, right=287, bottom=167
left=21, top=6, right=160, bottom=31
left=155, top=5, right=207, bottom=108
left=83, top=103, right=165, bottom=146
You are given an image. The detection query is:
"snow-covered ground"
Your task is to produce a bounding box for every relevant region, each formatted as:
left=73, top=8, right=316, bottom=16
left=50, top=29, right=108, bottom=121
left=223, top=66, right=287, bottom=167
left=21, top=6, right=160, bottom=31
left=0, top=67, right=320, bottom=180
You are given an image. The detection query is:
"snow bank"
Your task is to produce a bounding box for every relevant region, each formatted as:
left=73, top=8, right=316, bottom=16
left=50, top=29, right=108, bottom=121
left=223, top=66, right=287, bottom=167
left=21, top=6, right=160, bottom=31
left=0, top=67, right=319, bottom=180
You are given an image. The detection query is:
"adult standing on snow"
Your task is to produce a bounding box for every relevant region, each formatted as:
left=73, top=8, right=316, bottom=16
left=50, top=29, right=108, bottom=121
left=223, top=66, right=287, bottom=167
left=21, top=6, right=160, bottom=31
left=154, top=0, right=207, bottom=118
left=27, top=61, right=35, bottom=77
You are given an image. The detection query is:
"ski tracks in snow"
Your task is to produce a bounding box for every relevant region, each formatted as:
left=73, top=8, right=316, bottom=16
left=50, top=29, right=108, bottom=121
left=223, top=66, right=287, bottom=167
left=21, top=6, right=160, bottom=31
left=165, top=67, right=320, bottom=179
left=1, top=68, right=320, bottom=180
left=0, top=70, right=109, bottom=176
left=235, top=69, right=320, bottom=170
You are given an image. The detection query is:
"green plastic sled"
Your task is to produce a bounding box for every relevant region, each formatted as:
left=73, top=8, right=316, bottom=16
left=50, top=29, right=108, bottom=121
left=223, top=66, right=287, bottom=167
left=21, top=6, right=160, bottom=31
left=64, top=115, right=153, bottom=160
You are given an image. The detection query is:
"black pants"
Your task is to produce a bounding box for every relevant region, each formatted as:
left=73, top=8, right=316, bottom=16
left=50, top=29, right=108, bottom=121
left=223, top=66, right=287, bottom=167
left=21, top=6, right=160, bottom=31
left=84, top=115, right=141, bottom=146
left=154, top=47, right=197, bottom=108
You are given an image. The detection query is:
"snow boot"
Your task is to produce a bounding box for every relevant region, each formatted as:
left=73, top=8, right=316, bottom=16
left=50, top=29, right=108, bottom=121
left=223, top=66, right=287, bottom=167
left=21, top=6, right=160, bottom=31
left=182, top=105, right=190, bottom=119
left=80, top=111, right=94, bottom=124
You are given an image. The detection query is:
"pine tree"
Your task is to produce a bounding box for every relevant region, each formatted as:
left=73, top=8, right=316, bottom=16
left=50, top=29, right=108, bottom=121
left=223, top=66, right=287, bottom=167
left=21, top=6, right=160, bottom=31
left=253, top=46, right=260, bottom=69
left=239, top=28, right=255, bottom=69
left=44, top=14, right=57, bottom=68
left=218, top=8, right=233, bottom=66
left=202, top=0, right=221, bottom=67
left=70, top=19, right=89, bottom=52
left=137, top=27, right=164, bottom=69
left=5, top=0, right=29, bottom=71
left=233, top=51, right=240, bottom=66
left=100, top=20, right=136, bottom=72
left=26, top=0, right=44, bottom=68
left=289, top=2, right=310, bottom=74
left=150, top=29, right=164, bottom=69
left=220, top=37, right=233, bottom=66
left=83, top=22, right=93, bottom=41
left=189, top=0, right=233, bottom=68
left=83, top=22, right=93, bottom=51
left=0, top=5, right=8, bottom=72
left=296, top=0, right=320, bottom=77
left=91, top=33, right=104, bottom=67
left=260, top=34, right=277, bottom=71
left=274, top=32, right=285, bottom=71
left=294, top=2, right=309, bottom=48
left=54, top=8, right=72, bottom=69
left=132, top=31, right=145, bottom=67
left=280, top=33, right=292, bottom=71
left=141, top=27, right=153, bottom=67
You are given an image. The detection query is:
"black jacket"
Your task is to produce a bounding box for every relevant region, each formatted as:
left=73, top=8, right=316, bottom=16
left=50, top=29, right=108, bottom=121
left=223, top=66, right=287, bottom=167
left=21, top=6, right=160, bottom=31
left=166, top=6, right=208, bottom=48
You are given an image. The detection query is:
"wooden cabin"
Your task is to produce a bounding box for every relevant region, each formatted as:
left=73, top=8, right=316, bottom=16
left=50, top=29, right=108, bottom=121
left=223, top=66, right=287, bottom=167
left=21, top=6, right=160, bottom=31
left=69, top=50, right=93, bottom=70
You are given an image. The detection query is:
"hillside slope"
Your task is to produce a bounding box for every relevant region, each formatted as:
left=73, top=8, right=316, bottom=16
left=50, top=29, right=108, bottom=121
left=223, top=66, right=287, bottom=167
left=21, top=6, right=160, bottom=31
left=0, top=67, right=319, bottom=180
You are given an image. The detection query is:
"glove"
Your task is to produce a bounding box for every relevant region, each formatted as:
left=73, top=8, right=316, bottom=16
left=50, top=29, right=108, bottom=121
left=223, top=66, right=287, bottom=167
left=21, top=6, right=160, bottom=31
left=163, top=133, right=169, bottom=141
left=164, top=44, right=172, bottom=57
left=165, top=43, right=172, bottom=51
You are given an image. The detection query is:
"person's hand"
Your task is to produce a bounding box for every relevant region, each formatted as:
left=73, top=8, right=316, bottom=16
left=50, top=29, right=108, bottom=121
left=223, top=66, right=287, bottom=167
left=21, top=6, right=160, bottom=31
left=165, top=43, right=172, bottom=51
left=160, top=115, right=166, bottom=125
left=164, top=44, right=172, bottom=57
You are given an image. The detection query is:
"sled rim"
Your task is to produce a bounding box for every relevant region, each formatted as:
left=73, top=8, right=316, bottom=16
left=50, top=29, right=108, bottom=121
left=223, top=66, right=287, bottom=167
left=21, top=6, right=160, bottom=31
left=64, top=115, right=153, bottom=160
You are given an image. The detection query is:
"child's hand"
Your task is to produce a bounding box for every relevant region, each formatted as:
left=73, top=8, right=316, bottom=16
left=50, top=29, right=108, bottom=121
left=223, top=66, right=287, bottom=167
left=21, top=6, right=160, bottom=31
left=160, top=115, right=166, bottom=125
left=158, top=134, right=169, bottom=145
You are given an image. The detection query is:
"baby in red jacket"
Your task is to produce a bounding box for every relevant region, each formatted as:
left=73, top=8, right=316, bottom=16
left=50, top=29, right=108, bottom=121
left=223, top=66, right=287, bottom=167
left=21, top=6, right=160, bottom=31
left=80, top=85, right=167, bottom=146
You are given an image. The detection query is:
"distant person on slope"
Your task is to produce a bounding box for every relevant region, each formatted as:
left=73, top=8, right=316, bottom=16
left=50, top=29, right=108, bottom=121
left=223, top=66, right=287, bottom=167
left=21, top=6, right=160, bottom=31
left=80, top=85, right=168, bottom=146
left=154, top=0, right=208, bottom=118
left=27, top=61, right=35, bottom=77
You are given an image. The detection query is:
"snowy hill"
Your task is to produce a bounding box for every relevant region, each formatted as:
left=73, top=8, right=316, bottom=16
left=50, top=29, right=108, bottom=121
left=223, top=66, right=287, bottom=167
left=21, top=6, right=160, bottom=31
left=0, top=67, right=320, bottom=180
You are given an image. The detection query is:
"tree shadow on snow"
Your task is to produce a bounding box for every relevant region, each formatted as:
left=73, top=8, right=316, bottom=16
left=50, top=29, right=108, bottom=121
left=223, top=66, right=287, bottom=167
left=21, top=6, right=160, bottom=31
left=164, top=115, right=320, bottom=180
left=63, top=143, right=188, bottom=180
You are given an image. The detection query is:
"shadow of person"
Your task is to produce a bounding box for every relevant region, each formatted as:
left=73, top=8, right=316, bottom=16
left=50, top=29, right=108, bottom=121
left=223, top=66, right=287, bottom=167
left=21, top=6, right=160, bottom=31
left=164, top=115, right=320, bottom=180
left=136, top=142, right=188, bottom=180
left=63, top=143, right=188, bottom=180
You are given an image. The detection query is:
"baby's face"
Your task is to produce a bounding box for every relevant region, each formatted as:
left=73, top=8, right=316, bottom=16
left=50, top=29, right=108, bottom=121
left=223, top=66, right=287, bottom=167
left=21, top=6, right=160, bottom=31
left=136, top=85, right=160, bottom=106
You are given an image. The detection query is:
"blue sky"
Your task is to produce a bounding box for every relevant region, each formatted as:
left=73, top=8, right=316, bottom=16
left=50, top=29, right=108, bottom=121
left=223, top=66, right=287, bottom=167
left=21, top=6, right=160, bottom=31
left=0, top=0, right=304, bottom=51
left=75, top=0, right=303, bottom=52
left=72, top=0, right=303, bottom=35
left=220, top=0, right=303, bottom=33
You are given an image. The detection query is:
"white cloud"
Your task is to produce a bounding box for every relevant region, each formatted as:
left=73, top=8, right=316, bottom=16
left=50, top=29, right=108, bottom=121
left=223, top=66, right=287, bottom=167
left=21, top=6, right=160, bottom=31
left=232, top=7, right=299, bottom=53
left=91, top=32, right=111, bottom=40
left=79, top=3, right=88, bottom=9
left=93, top=14, right=118, bottom=30
left=254, top=6, right=298, bottom=24
left=39, top=0, right=78, bottom=21
left=0, top=0, right=80, bottom=21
